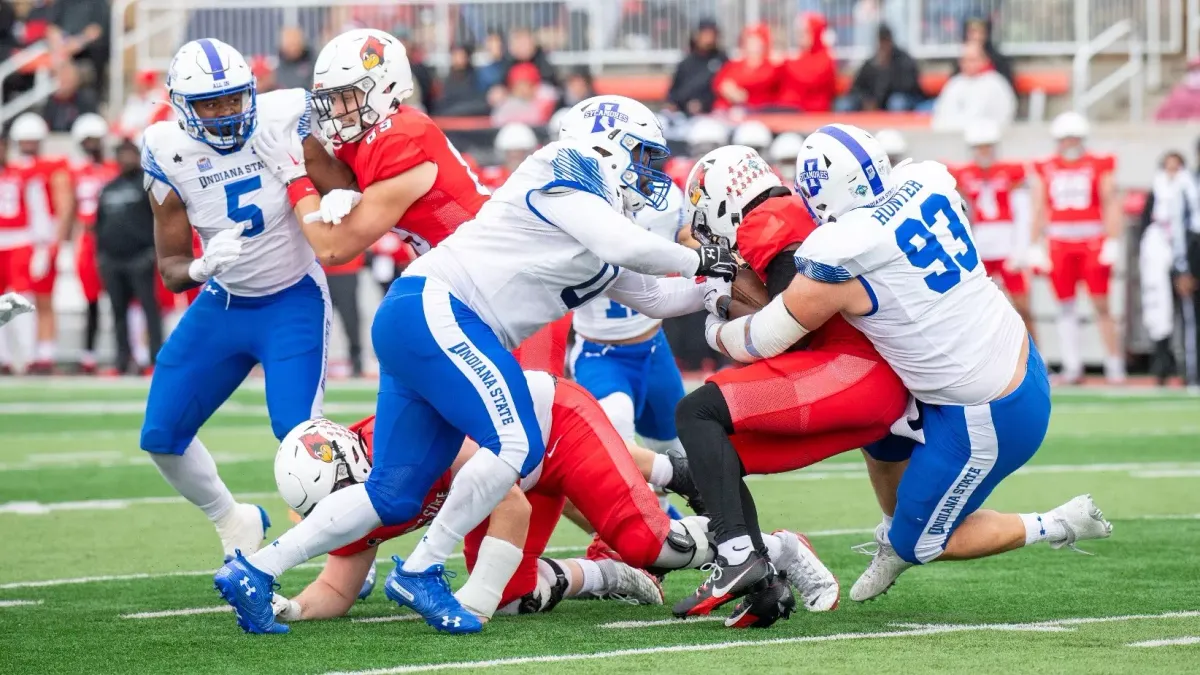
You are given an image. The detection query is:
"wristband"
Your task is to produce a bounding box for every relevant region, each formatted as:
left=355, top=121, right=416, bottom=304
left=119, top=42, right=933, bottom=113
left=286, top=177, right=317, bottom=209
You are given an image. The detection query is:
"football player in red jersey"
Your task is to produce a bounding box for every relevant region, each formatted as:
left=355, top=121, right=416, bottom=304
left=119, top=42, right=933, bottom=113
left=66, top=114, right=121, bottom=373
left=481, top=122, right=539, bottom=192
left=8, top=112, right=74, bottom=374
left=672, top=146, right=910, bottom=625
left=952, top=121, right=1036, bottom=340
left=0, top=134, right=38, bottom=374
left=1029, top=112, right=1123, bottom=383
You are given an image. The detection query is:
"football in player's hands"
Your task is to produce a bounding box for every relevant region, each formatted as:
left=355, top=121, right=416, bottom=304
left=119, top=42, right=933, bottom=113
left=697, top=245, right=738, bottom=281
left=731, top=268, right=770, bottom=310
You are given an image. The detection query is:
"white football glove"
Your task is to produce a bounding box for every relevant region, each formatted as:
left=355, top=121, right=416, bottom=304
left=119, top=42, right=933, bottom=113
left=251, top=123, right=308, bottom=185
left=1003, top=248, right=1026, bottom=273
left=1027, top=241, right=1052, bottom=273
left=0, top=292, right=34, bottom=327
left=701, top=276, right=732, bottom=317
left=29, top=245, right=51, bottom=280
left=310, top=189, right=363, bottom=225
left=704, top=313, right=726, bottom=353
left=1098, top=237, right=1120, bottom=267
left=188, top=226, right=245, bottom=282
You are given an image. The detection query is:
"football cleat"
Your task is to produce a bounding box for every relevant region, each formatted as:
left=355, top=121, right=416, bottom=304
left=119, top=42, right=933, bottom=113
left=1046, top=494, right=1113, bottom=553
left=672, top=550, right=772, bottom=618
left=358, top=560, right=377, bottom=600
left=849, top=522, right=913, bottom=602
left=577, top=559, right=664, bottom=606
left=725, top=574, right=796, bottom=628
left=383, top=556, right=483, bottom=634
left=213, top=550, right=288, bottom=634
left=218, top=503, right=271, bottom=562
left=772, top=529, right=839, bottom=611
left=664, top=448, right=707, bottom=515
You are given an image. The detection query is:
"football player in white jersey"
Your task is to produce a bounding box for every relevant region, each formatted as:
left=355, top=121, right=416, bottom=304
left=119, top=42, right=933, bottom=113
left=140, top=38, right=353, bottom=573
left=218, top=94, right=738, bottom=635
left=702, top=124, right=1112, bottom=605
left=570, top=179, right=692, bottom=505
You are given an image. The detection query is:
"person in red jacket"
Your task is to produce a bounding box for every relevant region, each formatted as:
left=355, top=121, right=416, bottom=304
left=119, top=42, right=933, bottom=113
left=712, top=24, right=779, bottom=111
left=778, top=13, right=836, bottom=112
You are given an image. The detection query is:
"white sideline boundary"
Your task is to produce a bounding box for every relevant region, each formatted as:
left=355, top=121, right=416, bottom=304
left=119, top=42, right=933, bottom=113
left=0, top=599, right=42, bottom=608
left=319, top=610, right=1200, bottom=675
left=1128, top=637, right=1200, bottom=647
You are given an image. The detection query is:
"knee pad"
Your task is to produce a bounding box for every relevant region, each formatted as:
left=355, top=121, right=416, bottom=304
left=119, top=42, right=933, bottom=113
left=363, top=470, right=422, bottom=526
left=139, top=423, right=190, bottom=455
left=514, top=558, right=568, bottom=614
left=864, top=435, right=916, bottom=463
left=649, top=516, right=713, bottom=573
left=598, top=393, right=636, bottom=440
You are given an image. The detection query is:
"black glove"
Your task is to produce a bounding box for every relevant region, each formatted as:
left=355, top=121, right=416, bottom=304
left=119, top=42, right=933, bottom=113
left=696, top=245, right=738, bottom=281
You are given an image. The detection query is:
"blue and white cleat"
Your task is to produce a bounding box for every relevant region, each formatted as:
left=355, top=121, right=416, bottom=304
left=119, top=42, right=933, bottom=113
left=214, top=550, right=289, bottom=634
left=219, top=504, right=271, bottom=563
left=358, top=561, right=377, bottom=600
left=383, top=556, right=483, bottom=634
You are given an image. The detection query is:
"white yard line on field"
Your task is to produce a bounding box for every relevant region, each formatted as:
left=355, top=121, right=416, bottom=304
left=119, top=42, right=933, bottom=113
left=122, top=606, right=232, bottom=619
left=0, top=492, right=277, bottom=515
left=600, top=617, right=725, bottom=629
left=352, top=615, right=425, bottom=624
left=0, top=452, right=268, bottom=473
left=318, top=610, right=1200, bottom=675
left=750, top=461, right=1200, bottom=483
left=0, top=401, right=376, bottom=416
left=1128, top=637, right=1200, bottom=647
left=0, top=599, right=42, bottom=607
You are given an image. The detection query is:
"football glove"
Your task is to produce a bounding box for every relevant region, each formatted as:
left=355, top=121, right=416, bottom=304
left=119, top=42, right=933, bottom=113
left=701, top=276, right=732, bottom=318
left=251, top=123, right=308, bottom=185
left=1027, top=241, right=1052, bottom=273
left=312, top=189, right=363, bottom=225
left=696, top=245, right=738, bottom=281
left=188, top=226, right=244, bottom=282
left=0, top=292, right=34, bottom=327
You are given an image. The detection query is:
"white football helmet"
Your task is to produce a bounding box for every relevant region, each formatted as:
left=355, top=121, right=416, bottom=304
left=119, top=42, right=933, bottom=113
left=547, top=107, right=570, bottom=141
left=312, top=29, right=414, bottom=145
left=167, top=38, right=256, bottom=150
left=558, top=95, right=673, bottom=212
left=275, top=418, right=372, bottom=517
left=794, top=124, right=893, bottom=224
left=495, top=122, right=537, bottom=152
left=686, top=116, right=730, bottom=156
left=71, top=113, right=109, bottom=144
left=963, top=119, right=1002, bottom=147
left=768, top=132, right=804, bottom=181
left=731, top=120, right=773, bottom=154
left=685, top=145, right=783, bottom=251
left=874, top=128, right=907, bottom=162
left=9, top=112, right=48, bottom=142
left=1051, top=111, right=1090, bottom=140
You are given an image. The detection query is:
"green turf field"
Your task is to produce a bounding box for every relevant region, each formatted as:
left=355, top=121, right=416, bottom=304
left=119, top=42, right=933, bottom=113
left=2, top=378, right=1199, bottom=675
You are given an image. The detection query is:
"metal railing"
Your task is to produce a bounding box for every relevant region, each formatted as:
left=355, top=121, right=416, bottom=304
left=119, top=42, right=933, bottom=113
left=1073, top=20, right=1145, bottom=122
left=0, top=41, right=58, bottom=127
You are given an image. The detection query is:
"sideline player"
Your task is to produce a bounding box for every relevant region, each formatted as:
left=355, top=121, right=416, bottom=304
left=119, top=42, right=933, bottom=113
left=951, top=120, right=1035, bottom=340
left=8, top=112, right=74, bottom=374
left=481, top=122, right=539, bottom=191
left=66, top=114, right=120, bottom=373
left=672, top=146, right=907, bottom=625
left=139, top=38, right=354, bottom=560
left=1029, top=112, right=1123, bottom=383
left=0, top=135, right=40, bottom=370
left=706, top=124, right=1111, bottom=605
left=226, top=92, right=738, bottom=635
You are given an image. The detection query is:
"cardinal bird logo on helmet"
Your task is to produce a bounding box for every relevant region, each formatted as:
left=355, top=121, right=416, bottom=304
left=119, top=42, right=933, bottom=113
left=688, top=162, right=710, bottom=206
left=360, top=36, right=386, bottom=70
left=299, top=432, right=336, bottom=463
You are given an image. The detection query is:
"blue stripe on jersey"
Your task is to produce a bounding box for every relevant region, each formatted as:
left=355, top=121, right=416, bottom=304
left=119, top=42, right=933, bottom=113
left=549, top=147, right=608, bottom=202
left=858, top=277, right=879, bottom=316
left=795, top=256, right=853, bottom=283
left=197, top=39, right=227, bottom=80
left=141, top=145, right=178, bottom=196
left=298, top=90, right=313, bottom=139
left=817, top=125, right=885, bottom=196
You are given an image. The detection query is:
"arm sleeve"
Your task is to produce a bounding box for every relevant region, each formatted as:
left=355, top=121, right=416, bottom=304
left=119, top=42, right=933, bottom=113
left=764, top=248, right=799, bottom=298
left=604, top=271, right=705, bottom=319
left=526, top=189, right=701, bottom=278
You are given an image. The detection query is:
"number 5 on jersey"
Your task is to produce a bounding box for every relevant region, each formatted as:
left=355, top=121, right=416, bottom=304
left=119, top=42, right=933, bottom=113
left=225, top=176, right=265, bottom=238
left=895, top=193, right=979, bottom=293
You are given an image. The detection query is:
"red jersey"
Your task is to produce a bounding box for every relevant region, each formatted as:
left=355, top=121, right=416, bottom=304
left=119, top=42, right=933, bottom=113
left=1032, top=152, right=1115, bottom=241
left=333, top=107, right=489, bottom=255
left=69, top=159, right=120, bottom=228
left=330, top=416, right=454, bottom=556
left=478, top=165, right=511, bottom=192
left=664, top=157, right=695, bottom=189
left=0, top=164, right=30, bottom=234
left=739, top=195, right=883, bottom=360
left=950, top=161, right=1026, bottom=261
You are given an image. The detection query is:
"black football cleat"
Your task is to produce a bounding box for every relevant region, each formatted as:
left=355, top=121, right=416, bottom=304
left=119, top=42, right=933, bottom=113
left=672, top=550, right=771, bottom=618
left=724, top=574, right=796, bottom=628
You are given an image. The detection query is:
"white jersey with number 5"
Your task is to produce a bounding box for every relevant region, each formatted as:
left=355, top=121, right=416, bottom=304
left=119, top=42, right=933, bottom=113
left=141, top=88, right=317, bottom=297
left=795, top=161, right=1025, bottom=406
left=572, top=182, right=685, bottom=341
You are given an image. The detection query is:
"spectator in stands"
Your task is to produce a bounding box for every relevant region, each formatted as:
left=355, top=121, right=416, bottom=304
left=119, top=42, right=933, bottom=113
left=477, top=29, right=508, bottom=91
left=403, top=33, right=437, bottom=113
left=668, top=19, right=726, bottom=115
left=712, top=23, right=779, bottom=111
left=1156, top=59, right=1200, bottom=121
left=2, top=0, right=53, bottom=102
left=503, top=27, right=559, bottom=90
left=835, top=24, right=926, bottom=112
left=0, top=3, right=17, bottom=56
left=931, top=42, right=1016, bottom=132
left=562, top=67, right=595, bottom=108
left=46, top=0, right=110, bottom=90
left=275, top=25, right=314, bottom=91
left=778, top=12, right=836, bottom=112
left=490, top=62, right=557, bottom=126
left=117, top=69, right=170, bottom=141
left=955, top=16, right=1015, bottom=91
left=42, top=61, right=98, bottom=132
left=250, top=56, right=276, bottom=94
left=437, top=43, right=491, bottom=116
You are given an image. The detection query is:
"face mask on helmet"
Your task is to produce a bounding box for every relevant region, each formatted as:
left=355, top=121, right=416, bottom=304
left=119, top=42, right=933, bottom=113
left=618, top=133, right=673, bottom=212
left=314, top=78, right=390, bottom=145
left=177, top=86, right=257, bottom=150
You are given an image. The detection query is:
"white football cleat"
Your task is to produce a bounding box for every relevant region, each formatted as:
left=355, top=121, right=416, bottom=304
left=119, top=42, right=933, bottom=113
left=772, top=529, right=839, bottom=611
left=216, top=503, right=271, bottom=560
left=587, top=559, right=664, bottom=606
left=849, top=522, right=913, bottom=602
left=1046, top=494, right=1113, bottom=553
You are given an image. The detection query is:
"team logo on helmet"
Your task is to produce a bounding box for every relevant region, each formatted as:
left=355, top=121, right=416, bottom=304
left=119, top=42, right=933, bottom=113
left=360, top=36, right=386, bottom=70
left=688, top=162, right=710, bottom=206
left=799, top=158, right=828, bottom=197
left=584, top=101, right=628, bottom=134
left=298, top=432, right=336, bottom=463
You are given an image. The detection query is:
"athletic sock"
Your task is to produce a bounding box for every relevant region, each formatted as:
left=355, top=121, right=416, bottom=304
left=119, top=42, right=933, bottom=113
left=649, top=453, right=673, bottom=488
left=149, top=438, right=235, bottom=523
left=576, top=559, right=606, bottom=595
left=35, top=340, right=54, bottom=363
left=248, top=483, right=381, bottom=578
left=128, top=305, right=149, bottom=366
left=1020, top=512, right=1067, bottom=546
left=1056, top=300, right=1082, bottom=379
left=717, top=534, right=753, bottom=565
left=762, top=532, right=783, bottom=562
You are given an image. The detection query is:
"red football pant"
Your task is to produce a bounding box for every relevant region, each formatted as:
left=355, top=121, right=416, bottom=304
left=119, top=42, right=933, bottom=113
left=463, top=379, right=669, bottom=606
left=29, top=244, right=57, bottom=296
left=76, top=231, right=103, bottom=303
left=0, top=245, right=32, bottom=293
left=709, top=350, right=909, bottom=474
left=982, top=259, right=1028, bottom=296
left=1048, top=237, right=1109, bottom=300
left=512, top=314, right=572, bottom=377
